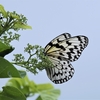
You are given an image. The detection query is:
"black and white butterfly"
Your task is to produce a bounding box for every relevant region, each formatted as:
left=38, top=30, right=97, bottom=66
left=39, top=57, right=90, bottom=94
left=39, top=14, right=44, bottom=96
left=44, top=33, right=88, bottom=84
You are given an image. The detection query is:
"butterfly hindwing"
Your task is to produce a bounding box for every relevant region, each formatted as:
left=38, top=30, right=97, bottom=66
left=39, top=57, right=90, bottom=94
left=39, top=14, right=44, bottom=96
left=45, top=58, right=74, bottom=84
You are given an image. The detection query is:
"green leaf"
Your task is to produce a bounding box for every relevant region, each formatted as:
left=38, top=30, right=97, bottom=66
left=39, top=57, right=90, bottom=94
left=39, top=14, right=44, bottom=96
left=0, top=47, right=14, bottom=57
left=36, top=89, right=60, bottom=100
left=6, top=79, right=21, bottom=89
left=0, top=94, right=14, bottom=100
left=6, top=76, right=60, bottom=99
left=0, top=57, right=22, bottom=78
left=36, top=83, right=54, bottom=92
left=0, top=5, right=7, bottom=17
left=27, top=80, right=37, bottom=93
left=14, top=22, right=32, bottom=29
left=0, top=86, right=26, bottom=100
left=0, top=25, right=3, bottom=32
left=36, top=96, right=42, bottom=100
left=18, top=70, right=26, bottom=78
left=0, top=41, right=11, bottom=52
left=10, top=12, right=20, bottom=19
left=6, top=76, right=33, bottom=96
left=6, top=76, right=30, bottom=88
left=0, top=41, right=14, bottom=57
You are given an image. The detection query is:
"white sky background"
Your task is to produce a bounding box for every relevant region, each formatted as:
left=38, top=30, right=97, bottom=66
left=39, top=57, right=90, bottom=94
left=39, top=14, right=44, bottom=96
left=0, top=0, right=100, bottom=100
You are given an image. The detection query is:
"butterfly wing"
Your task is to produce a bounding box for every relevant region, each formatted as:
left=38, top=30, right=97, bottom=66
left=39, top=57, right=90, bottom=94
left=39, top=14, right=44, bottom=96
left=44, top=33, right=71, bottom=54
left=45, top=57, right=74, bottom=84
left=45, top=35, right=88, bottom=62
left=44, top=33, right=88, bottom=84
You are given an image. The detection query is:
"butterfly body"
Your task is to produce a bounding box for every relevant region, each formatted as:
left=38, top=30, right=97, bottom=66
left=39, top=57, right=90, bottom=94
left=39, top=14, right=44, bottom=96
left=44, top=33, right=88, bottom=84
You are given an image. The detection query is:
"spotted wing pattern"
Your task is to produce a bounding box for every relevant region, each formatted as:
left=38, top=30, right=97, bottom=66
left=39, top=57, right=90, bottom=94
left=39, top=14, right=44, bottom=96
left=44, top=33, right=88, bottom=84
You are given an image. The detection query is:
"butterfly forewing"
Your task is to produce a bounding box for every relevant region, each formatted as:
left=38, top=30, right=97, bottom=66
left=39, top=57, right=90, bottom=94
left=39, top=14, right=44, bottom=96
left=44, top=33, right=71, bottom=54
left=44, top=33, right=88, bottom=84
left=46, top=35, right=88, bottom=62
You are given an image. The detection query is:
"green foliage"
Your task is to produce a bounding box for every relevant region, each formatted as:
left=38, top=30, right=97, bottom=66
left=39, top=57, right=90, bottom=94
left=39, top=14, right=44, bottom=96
left=0, top=4, right=60, bottom=100
left=0, top=56, right=26, bottom=78
left=36, top=89, right=60, bottom=100
left=0, top=76, right=60, bottom=100
left=0, top=4, right=53, bottom=74
left=0, top=86, right=26, bottom=100
left=0, top=5, right=7, bottom=17
left=0, top=41, right=14, bottom=57
left=12, top=44, right=53, bottom=74
left=0, top=4, right=32, bottom=45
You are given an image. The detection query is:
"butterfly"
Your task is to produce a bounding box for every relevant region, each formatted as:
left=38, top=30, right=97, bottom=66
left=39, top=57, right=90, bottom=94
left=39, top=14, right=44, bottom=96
left=44, top=33, right=88, bottom=84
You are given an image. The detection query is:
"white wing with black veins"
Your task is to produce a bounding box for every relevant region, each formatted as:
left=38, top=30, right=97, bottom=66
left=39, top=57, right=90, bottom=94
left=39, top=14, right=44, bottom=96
left=44, top=33, right=88, bottom=84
